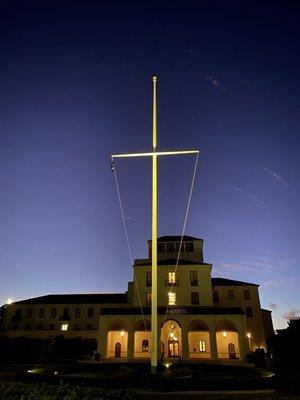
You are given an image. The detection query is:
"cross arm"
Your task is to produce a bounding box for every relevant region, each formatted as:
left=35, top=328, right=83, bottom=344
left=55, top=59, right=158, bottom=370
left=111, top=149, right=199, bottom=160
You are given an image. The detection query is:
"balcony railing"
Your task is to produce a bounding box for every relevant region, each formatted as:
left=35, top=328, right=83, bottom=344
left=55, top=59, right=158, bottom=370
left=164, top=279, right=179, bottom=286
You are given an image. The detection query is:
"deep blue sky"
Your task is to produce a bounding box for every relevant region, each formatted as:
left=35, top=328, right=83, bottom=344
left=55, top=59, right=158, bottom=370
left=1, top=1, right=299, bottom=329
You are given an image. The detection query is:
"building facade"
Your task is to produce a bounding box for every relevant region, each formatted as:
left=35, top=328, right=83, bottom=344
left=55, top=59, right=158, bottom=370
left=2, top=235, right=273, bottom=361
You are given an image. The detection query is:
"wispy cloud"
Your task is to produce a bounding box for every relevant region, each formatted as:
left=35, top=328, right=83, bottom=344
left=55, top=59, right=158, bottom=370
left=269, top=303, right=277, bottom=310
left=262, top=276, right=295, bottom=288
left=282, top=309, right=300, bottom=320
left=206, top=76, right=227, bottom=91
left=125, top=216, right=140, bottom=222
left=215, top=252, right=297, bottom=276
left=264, top=168, right=290, bottom=186
left=233, top=186, right=263, bottom=205
left=216, top=255, right=277, bottom=274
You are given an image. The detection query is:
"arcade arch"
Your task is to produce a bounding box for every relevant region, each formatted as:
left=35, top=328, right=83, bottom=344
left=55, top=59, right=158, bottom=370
left=161, top=319, right=182, bottom=359
left=107, top=320, right=128, bottom=358
left=188, top=319, right=211, bottom=359
left=215, top=320, right=240, bottom=359
left=134, top=319, right=151, bottom=358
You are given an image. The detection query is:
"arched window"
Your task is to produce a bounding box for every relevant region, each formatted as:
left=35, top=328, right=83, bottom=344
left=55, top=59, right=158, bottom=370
left=198, top=340, right=206, bottom=352
left=142, top=339, right=149, bottom=352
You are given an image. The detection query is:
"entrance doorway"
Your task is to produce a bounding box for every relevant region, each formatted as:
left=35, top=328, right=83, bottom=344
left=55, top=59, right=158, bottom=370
left=115, top=342, right=121, bottom=357
left=228, top=343, right=236, bottom=359
left=168, top=338, right=179, bottom=357
left=161, top=320, right=182, bottom=359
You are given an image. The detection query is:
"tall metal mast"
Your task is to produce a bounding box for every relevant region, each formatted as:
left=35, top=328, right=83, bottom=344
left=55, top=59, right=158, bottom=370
left=111, top=76, right=199, bottom=371
left=151, top=76, right=158, bottom=371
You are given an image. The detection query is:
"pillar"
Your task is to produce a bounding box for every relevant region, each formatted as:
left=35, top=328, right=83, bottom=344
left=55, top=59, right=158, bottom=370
left=127, top=327, right=135, bottom=359
left=209, top=328, right=218, bottom=360
left=238, top=328, right=249, bottom=361
left=98, top=329, right=108, bottom=359
left=181, top=324, right=189, bottom=360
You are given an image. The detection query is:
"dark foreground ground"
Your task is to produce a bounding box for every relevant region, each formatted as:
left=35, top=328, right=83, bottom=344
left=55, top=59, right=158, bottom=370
left=0, top=361, right=299, bottom=399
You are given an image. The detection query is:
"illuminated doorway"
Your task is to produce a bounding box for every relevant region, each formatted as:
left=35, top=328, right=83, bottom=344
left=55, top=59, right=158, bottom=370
left=115, top=342, right=121, bottom=357
left=228, top=343, right=236, bottom=359
left=161, top=320, right=182, bottom=359
left=168, top=338, right=179, bottom=357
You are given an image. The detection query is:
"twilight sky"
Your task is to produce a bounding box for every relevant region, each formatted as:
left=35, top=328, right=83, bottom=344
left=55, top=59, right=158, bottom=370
left=0, top=0, right=300, bottom=329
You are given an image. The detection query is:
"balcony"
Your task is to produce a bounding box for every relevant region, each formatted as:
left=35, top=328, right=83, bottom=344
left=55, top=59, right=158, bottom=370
left=164, top=279, right=179, bottom=287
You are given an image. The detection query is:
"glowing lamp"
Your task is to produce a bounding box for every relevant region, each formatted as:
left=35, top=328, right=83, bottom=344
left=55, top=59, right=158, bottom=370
left=6, top=298, right=13, bottom=305
left=120, top=330, right=125, bottom=336
left=246, top=332, right=251, bottom=339
left=222, top=331, right=227, bottom=337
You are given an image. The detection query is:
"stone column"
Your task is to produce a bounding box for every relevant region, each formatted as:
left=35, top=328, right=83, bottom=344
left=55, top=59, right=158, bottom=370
left=181, top=324, right=189, bottom=360
left=238, top=328, right=249, bottom=361
left=98, top=318, right=108, bottom=359
left=209, top=328, right=218, bottom=360
left=127, top=326, right=135, bottom=359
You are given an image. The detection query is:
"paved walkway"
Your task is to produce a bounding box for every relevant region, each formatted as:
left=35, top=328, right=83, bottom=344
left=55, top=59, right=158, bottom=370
left=135, top=389, right=277, bottom=399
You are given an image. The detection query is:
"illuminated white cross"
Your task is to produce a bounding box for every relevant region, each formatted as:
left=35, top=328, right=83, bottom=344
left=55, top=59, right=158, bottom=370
left=111, top=76, right=199, bottom=371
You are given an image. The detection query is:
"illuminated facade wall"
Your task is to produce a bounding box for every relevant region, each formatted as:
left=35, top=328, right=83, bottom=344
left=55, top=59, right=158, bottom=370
left=2, top=236, right=273, bottom=361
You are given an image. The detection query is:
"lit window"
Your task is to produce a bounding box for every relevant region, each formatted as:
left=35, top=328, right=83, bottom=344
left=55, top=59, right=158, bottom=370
left=168, top=272, right=176, bottom=284
left=228, top=290, right=235, bottom=300
left=199, top=340, right=206, bottom=352
left=146, top=293, right=152, bottom=305
left=61, top=323, right=68, bottom=331
left=168, top=292, right=176, bottom=305
left=142, top=339, right=149, bottom=352
left=243, top=290, right=250, bottom=300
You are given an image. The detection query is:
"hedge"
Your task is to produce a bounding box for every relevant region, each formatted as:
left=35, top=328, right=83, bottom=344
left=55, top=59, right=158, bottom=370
left=0, top=381, right=135, bottom=400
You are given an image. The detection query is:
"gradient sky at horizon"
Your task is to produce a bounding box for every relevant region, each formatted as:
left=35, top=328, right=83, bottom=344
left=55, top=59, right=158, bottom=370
left=0, top=0, right=300, bottom=329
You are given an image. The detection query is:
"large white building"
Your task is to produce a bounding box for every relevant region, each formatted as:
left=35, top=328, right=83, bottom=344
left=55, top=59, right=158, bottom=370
left=3, top=235, right=274, bottom=361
